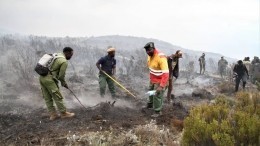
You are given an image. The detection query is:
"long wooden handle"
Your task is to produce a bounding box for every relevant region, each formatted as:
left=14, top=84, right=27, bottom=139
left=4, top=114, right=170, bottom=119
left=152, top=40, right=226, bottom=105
left=101, top=71, right=137, bottom=98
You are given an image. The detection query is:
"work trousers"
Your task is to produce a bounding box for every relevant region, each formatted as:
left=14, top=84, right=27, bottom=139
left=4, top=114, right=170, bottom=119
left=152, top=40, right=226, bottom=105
left=99, top=73, right=116, bottom=97
left=40, top=75, right=66, bottom=113
left=235, top=75, right=247, bottom=92
left=148, top=82, right=166, bottom=112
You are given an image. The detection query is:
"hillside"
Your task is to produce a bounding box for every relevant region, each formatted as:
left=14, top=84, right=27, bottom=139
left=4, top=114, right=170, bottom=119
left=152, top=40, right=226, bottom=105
left=0, top=34, right=259, bottom=146
left=0, top=34, right=237, bottom=74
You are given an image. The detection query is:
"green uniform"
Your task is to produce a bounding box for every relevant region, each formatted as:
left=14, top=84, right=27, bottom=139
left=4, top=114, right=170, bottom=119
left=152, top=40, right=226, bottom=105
left=99, top=73, right=116, bottom=97
left=148, top=82, right=166, bottom=112
left=39, top=53, right=68, bottom=113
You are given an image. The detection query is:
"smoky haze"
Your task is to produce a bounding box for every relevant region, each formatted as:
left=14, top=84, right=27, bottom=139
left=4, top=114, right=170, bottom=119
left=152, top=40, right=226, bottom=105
left=0, top=0, right=259, bottom=59
left=0, top=34, right=236, bottom=112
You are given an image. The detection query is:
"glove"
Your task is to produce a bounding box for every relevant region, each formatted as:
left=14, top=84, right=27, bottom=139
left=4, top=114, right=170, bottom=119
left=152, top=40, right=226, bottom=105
left=63, top=83, right=69, bottom=89
left=145, top=90, right=156, bottom=96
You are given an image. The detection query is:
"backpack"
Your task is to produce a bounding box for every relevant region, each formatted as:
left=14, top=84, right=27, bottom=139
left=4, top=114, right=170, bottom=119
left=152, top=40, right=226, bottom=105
left=34, top=53, right=65, bottom=76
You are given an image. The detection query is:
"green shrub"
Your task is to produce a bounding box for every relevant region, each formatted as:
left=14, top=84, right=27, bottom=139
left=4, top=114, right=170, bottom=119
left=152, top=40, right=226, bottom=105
left=182, top=93, right=260, bottom=146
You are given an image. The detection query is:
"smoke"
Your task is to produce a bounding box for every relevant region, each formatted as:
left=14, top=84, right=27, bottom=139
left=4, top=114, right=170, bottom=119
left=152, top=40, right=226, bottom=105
left=172, top=73, right=221, bottom=97
left=0, top=91, right=43, bottom=115
left=0, top=34, right=227, bottom=116
left=66, top=92, right=137, bottom=109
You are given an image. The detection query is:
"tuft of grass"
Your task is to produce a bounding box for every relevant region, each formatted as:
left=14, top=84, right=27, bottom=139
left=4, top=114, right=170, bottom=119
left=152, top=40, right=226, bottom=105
left=218, top=81, right=234, bottom=93
left=43, top=120, right=180, bottom=146
left=171, top=119, right=184, bottom=131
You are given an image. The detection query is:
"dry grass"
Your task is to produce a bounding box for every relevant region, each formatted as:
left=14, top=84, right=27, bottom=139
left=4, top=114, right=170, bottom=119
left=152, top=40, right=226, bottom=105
left=218, top=81, right=234, bottom=93
left=39, top=120, right=181, bottom=146
left=171, top=119, right=184, bottom=131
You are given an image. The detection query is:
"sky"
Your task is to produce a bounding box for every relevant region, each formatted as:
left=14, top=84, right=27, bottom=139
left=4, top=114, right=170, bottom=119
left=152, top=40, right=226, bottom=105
left=0, top=0, right=259, bottom=59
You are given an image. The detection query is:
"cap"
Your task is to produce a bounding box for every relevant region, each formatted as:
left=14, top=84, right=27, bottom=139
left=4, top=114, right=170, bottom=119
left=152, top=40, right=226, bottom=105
left=144, top=42, right=155, bottom=49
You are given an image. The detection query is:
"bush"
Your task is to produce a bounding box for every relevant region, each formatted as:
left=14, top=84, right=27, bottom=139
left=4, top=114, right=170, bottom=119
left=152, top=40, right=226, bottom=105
left=182, top=93, right=260, bottom=146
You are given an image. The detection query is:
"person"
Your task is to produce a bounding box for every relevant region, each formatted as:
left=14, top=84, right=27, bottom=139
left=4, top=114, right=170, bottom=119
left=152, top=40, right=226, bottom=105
left=143, top=42, right=169, bottom=118
left=187, top=61, right=195, bottom=73
left=227, top=64, right=234, bottom=82
left=218, top=56, right=228, bottom=78
left=39, top=47, right=75, bottom=120
left=198, top=53, right=206, bottom=74
left=251, top=56, right=260, bottom=65
left=166, top=50, right=183, bottom=102
left=233, top=60, right=249, bottom=92
left=96, top=47, right=116, bottom=98
left=243, top=57, right=251, bottom=78
left=251, top=56, right=260, bottom=83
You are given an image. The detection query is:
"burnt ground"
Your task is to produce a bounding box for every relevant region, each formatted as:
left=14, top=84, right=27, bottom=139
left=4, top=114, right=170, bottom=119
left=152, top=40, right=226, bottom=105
left=1, top=73, right=257, bottom=145
left=0, top=99, right=188, bottom=145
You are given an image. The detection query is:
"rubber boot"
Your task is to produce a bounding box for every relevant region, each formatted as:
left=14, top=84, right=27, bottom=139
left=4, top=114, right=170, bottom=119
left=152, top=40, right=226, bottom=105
left=61, top=112, right=75, bottom=119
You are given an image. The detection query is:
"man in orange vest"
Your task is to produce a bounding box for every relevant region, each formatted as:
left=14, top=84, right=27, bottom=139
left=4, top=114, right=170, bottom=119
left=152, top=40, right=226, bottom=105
left=144, top=42, right=169, bottom=118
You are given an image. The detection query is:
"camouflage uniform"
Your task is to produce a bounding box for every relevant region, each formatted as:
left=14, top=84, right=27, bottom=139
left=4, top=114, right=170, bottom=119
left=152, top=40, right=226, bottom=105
left=199, top=55, right=206, bottom=74
left=39, top=53, right=68, bottom=113
left=218, top=58, right=228, bottom=78
left=252, top=56, right=260, bottom=65
left=250, top=57, right=260, bottom=83
left=251, top=62, right=260, bottom=83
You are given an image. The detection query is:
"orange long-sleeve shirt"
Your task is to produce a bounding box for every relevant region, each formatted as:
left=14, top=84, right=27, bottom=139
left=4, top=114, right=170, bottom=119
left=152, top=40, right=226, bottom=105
left=147, top=49, right=169, bottom=87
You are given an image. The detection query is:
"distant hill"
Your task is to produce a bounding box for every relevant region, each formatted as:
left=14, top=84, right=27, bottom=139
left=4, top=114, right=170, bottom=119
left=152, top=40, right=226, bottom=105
left=84, top=35, right=237, bottom=73
left=85, top=35, right=236, bottom=62
left=0, top=34, right=237, bottom=73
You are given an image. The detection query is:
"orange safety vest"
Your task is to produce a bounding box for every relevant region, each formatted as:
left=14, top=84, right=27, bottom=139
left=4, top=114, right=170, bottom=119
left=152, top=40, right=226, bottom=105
left=147, top=49, right=169, bottom=87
